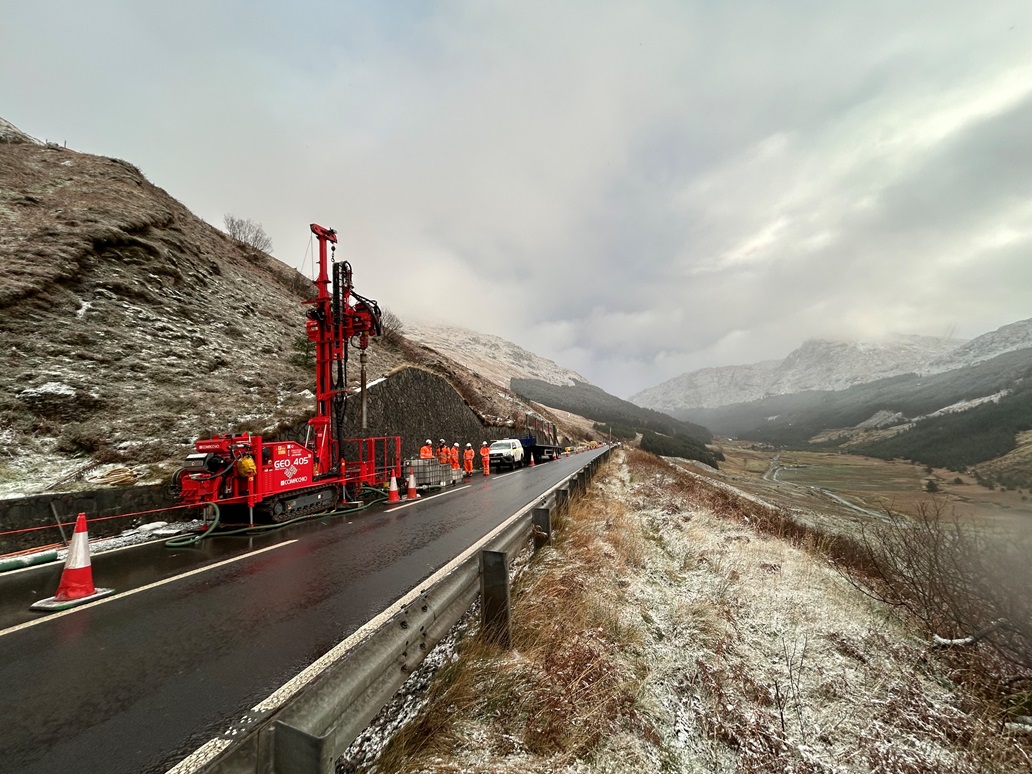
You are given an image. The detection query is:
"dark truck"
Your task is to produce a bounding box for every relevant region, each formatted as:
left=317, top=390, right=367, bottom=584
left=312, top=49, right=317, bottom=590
left=489, top=412, right=562, bottom=471
left=518, top=411, right=561, bottom=464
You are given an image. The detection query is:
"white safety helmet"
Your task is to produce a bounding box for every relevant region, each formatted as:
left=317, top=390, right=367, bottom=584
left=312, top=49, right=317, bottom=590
left=466, top=443, right=472, bottom=447
left=482, top=441, right=488, bottom=445
left=440, top=438, right=446, bottom=443
left=426, top=439, right=432, bottom=444
left=453, top=442, right=459, bottom=447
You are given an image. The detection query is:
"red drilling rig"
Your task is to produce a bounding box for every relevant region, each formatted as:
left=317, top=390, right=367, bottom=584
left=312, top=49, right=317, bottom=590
left=172, top=224, right=401, bottom=523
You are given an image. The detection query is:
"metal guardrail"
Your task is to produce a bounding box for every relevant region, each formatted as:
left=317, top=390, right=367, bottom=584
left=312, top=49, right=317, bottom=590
left=196, top=448, right=611, bottom=774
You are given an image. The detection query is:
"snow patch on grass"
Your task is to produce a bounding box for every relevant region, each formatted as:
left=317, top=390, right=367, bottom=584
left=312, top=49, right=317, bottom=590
left=352, top=449, right=1027, bottom=772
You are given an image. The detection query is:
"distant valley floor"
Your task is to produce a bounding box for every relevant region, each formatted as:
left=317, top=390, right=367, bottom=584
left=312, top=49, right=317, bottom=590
left=686, top=440, right=1032, bottom=536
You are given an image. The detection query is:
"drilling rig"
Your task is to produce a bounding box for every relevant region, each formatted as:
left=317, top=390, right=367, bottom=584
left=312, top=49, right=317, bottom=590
left=172, top=224, right=401, bottom=523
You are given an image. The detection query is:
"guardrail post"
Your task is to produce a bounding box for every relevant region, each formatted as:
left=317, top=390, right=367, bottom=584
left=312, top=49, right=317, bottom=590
left=480, top=550, right=511, bottom=648
left=531, top=506, right=551, bottom=550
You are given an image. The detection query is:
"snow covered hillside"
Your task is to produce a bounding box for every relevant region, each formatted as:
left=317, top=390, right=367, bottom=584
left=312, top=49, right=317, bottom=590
left=404, top=322, right=588, bottom=390
left=632, top=335, right=963, bottom=412
left=923, top=317, right=1032, bottom=374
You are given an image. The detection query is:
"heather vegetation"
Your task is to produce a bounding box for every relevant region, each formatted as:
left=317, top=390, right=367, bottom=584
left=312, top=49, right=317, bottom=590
left=348, top=449, right=1031, bottom=772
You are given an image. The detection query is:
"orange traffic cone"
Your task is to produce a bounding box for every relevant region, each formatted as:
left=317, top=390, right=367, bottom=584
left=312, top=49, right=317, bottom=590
left=407, top=468, right=418, bottom=499
left=529, top=453, right=535, bottom=467
left=31, top=513, right=114, bottom=611
left=387, top=475, right=401, bottom=502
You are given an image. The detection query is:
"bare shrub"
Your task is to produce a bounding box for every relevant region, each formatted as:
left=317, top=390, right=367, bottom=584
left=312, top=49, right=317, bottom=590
left=223, top=214, right=273, bottom=254
left=858, top=502, right=1032, bottom=670
left=379, top=307, right=404, bottom=345
left=286, top=269, right=313, bottom=299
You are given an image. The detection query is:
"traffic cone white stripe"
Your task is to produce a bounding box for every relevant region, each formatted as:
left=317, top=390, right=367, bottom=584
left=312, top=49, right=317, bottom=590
left=30, top=512, right=114, bottom=612
left=65, top=518, right=91, bottom=570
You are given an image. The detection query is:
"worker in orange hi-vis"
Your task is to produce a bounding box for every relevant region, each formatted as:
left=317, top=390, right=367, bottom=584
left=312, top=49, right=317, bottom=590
left=450, top=443, right=461, bottom=470
left=437, top=439, right=450, bottom=465
left=463, top=443, right=475, bottom=476
left=480, top=441, right=491, bottom=475
left=420, top=439, right=435, bottom=459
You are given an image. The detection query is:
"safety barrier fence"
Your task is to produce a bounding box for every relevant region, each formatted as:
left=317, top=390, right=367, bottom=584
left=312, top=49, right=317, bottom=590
left=190, top=447, right=612, bottom=774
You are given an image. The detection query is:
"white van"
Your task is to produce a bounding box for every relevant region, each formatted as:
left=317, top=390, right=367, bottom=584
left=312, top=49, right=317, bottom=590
left=488, top=439, right=525, bottom=470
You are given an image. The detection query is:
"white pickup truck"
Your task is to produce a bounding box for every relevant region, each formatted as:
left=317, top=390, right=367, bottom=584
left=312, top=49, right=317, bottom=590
left=488, top=439, right=525, bottom=471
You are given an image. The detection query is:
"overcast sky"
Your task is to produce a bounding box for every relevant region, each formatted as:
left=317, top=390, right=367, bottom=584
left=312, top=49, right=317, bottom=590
left=3, top=1, right=1030, bottom=397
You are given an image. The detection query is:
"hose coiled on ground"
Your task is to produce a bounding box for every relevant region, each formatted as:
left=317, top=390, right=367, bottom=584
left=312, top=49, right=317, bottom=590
left=163, top=487, right=391, bottom=549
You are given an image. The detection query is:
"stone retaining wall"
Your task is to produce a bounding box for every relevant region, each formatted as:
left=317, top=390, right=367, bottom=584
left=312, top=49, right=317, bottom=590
left=0, top=484, right=180, bottom=555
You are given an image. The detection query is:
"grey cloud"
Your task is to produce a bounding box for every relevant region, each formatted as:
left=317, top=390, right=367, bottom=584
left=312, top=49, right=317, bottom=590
left=2, top=1, right=1031, bottom=398
left=870, top=96, right=1032, bottom=235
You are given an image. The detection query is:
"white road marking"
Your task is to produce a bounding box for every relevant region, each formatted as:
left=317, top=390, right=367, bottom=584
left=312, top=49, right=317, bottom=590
left=169, top=456, right=606, bottom=773
left=0, top=540, right=298, bottom=639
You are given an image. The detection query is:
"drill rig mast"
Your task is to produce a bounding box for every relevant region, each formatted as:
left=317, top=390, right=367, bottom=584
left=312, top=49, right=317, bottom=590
left=173, top=224, right=401, bottom=523
left=307, top=223, right=380, bottom=476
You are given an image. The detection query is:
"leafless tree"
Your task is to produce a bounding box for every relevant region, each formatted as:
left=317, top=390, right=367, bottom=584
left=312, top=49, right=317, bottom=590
left=224, top=214, right=273, bottom=254
left=380, top=307, right=405, bottom=345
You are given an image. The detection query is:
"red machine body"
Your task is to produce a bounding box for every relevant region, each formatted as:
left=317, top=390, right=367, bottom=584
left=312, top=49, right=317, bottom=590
left=174, top=224, right=401, bottom=522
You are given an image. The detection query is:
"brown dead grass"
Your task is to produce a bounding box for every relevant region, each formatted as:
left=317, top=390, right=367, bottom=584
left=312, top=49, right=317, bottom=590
left=626, top=449, right=1032, bottom=773
left=361, top=449, right=1032, bottom=773
left=374, top=479, right=653, bottom=772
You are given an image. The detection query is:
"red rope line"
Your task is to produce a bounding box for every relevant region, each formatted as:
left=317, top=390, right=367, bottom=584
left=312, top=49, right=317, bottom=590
left=0, top=504, right=198, bottom=538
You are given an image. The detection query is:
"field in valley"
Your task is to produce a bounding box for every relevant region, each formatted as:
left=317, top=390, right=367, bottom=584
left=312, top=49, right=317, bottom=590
left=706, top=440, right=1032, bottom=533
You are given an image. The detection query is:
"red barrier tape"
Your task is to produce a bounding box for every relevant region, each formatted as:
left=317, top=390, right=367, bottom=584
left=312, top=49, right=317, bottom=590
left=0, top=503, right=198, bottom=538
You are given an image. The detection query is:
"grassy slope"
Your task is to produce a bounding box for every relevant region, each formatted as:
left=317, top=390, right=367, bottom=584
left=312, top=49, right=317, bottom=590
left=347, top=449, right=1028, bottom=773
left=0, top=141, right=540, bottom=493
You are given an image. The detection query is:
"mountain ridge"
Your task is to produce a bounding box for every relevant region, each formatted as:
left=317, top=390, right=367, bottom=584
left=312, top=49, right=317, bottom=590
left=631, top=323, right=1032, bottom=413
left=403, top=321, right=587, bottom=390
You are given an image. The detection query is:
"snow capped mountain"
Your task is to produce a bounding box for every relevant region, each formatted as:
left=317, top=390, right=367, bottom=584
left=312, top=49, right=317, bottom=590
left=404, top=322, right=588, bottom=390
left=634, top=318, right=1032, bottom=414
left=923, top=317, right=1032, bottom=374
left=632, top=334, right=964, bottom=412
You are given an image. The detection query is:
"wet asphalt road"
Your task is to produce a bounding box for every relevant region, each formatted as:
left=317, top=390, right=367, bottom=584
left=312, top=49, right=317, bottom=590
left=0, top=451, right=603, bottom=773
